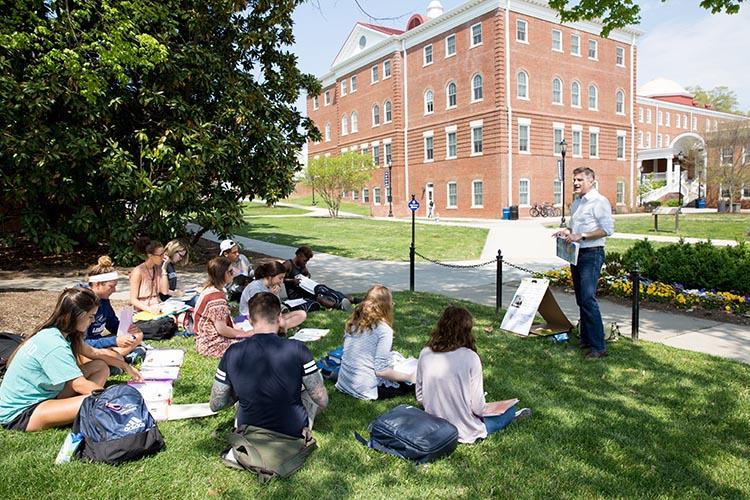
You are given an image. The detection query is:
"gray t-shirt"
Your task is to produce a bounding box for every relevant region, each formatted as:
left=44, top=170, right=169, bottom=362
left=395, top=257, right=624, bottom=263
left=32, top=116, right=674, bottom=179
left=239, top=279, right=272, bottom=317
left=335, top=321, right=396, bottom=400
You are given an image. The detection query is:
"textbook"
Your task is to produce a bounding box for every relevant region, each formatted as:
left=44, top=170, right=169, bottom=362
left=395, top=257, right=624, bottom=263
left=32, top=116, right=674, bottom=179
left=142, top=349, right=185, bottom=368
left=284, top=298, right=308, bottom=308
left=139, top=366, right=180, bottom=381
left=483, top=399, right=520, bottom=417
left=297, top=275, right=319, bottom=295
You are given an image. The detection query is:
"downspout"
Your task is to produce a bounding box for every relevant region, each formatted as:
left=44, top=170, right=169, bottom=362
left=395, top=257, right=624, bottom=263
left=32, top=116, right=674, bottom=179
left=505, top=0, right=513, bottom=206
left=629, top=34, right=636, bottom=207
left=401, top=39, right=410, bottom=202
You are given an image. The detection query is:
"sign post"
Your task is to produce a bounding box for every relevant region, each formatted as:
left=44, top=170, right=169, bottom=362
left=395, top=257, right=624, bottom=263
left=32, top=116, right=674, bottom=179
left=407, top=195, right=420, bottom=291
left=385, top=165, right=393, bottom=217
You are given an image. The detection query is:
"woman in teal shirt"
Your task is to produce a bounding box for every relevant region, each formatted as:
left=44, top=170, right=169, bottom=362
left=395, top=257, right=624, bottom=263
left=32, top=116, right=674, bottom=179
left=0, top=288, right=142, bottom=432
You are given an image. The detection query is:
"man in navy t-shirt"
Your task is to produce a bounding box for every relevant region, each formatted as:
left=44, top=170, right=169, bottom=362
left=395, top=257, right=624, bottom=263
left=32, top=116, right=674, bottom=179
left=210, top=292, right=328, bottom=437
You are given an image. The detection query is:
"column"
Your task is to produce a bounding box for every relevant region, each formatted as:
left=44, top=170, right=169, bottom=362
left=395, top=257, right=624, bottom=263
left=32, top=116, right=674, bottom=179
left=666, top=157, right=673, bottom=187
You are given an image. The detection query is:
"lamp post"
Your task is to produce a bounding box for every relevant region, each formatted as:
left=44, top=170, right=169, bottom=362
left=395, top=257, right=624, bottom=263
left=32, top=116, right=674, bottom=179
left=311, top=175, right=316, bottom=205
left=676, top=150, right=685, bottom=210
left=559, top=138, right=567, bottom=228
left=387, top=162, right=393, bottom=217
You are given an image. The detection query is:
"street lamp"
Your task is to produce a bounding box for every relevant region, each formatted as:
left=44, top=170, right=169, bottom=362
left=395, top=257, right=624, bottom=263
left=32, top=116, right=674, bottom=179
left=676, top=150, right=685, bottom=210
left=311, top=175, right=316, bottom=205
left=559, top=138, right=567, bottom=228
left=387, top=162, right=393, bottom=217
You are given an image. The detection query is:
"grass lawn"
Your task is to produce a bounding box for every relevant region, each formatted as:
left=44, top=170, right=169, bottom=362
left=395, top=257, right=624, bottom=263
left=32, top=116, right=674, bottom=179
left=235, top=217, right=488, bottom=261
left=242, top=201, right=310, bottom=216
left=3, top=291, right=749, bottom=498
left=605, top=237, right=672, bottom=254
left=284, top=195, right=372, bottom=216
left=613, top=213, right=750, bottom=241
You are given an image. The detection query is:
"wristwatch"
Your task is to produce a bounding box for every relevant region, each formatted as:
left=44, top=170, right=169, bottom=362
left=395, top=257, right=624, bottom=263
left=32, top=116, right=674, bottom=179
left=581, top=234, right=587, bottom=241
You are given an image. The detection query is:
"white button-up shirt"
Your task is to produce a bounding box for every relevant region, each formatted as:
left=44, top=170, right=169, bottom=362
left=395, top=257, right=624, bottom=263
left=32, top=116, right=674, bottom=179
left=569, top=189, right=615, bottom=248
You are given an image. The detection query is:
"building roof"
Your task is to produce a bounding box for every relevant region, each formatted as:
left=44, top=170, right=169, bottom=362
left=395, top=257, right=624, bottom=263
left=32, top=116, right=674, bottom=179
left=638, top=78, right=692, bottom=98
left=358, top=22, right=404, bottom=36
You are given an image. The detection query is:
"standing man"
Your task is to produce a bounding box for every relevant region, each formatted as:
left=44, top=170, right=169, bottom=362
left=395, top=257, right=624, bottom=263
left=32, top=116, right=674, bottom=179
left=553, top=167, right=614, bottom=359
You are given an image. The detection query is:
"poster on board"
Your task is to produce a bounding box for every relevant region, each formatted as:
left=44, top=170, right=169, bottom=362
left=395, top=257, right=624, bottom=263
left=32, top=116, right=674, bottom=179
left=500, top=278, right=573, bottom=337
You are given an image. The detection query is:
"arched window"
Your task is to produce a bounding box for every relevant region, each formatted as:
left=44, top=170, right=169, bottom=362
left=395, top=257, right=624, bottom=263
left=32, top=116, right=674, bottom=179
left=552, top=77, right=562, bottom=104
left=517, top=71, right=528, bottom=99
left=341, top=115, right=349, bottom=135
left=384, top=100, right=392, bottom=123
left=615, top=89, right=625, bottom=114
left=324, top=122, right=331, bottom=142
left=372, top=104, right=380, bottom=126
left=588, top=84, right=598, bottom=110
left=350, top=111, right=358, bottom=133
left=472, top=74, right=483, bottom=101
left=447, top=81, right=457, bottom=108
left=424, top=89, right=434, bottom=114
left=571, top=81, right=580, bottom=107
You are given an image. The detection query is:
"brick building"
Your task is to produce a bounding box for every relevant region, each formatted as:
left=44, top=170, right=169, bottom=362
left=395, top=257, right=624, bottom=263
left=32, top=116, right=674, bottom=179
left=306, top=0, right=641, bottom=217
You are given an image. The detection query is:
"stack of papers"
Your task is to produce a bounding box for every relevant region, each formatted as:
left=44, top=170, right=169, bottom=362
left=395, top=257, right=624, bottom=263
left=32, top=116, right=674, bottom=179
left=138, top=349, right=185, bottom=381
left=288, top=328, right=330, bottom=342
left=393, top=356, right=418, bottom=378
left=297, top=276, right=319, bottom=295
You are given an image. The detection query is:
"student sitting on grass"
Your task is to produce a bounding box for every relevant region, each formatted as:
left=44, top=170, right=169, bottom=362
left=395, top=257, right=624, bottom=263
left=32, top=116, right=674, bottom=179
left=219, top=239, right=253, bottom=302
left=239, top=261, right=306, bottom=332
left=336, top=285, right=415, bottom=400
left=129, top=237, right=170, bottom=314
left=194, top=257, right=254, bottom=358
left=159, top=239, right=192, bottom=303
left=210, top=292, right=328, bottom=436
left=283, top=246, right=355, bottom=312
left=0, top=288, right=142, bottom=432
left=416, top=305, right=531, bottom=444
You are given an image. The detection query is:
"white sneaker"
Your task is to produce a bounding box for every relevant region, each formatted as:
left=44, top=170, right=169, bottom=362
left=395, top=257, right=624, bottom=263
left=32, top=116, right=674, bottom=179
left=340, top=298, right=352, bottom=311
left=514, top=407, right=532, bottom=421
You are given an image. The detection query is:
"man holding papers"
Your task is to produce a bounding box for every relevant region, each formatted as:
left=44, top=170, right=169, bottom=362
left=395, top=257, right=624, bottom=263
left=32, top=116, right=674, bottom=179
left=552, top=167, right=614, bottom=360
left=283, top=246, right=355, bottom=312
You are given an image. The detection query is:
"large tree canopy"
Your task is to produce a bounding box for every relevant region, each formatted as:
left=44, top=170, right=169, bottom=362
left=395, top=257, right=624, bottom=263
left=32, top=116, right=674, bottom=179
left=548, top=0, right=743, bottom=37
left=687, top=85, right=742, bottom=114
left=0, top=0, right=320, bottom=261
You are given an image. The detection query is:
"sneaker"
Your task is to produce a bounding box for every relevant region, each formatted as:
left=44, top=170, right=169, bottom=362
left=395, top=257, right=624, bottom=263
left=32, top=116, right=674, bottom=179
left=125, top=346, right=147, bottom=365
left=340, top=298, right=352, bottom=312
left=514, top=407, right=532, bottom=421
left=585, top=350, right=608, bottom=360
left=109, top=366, right=124, bottom=376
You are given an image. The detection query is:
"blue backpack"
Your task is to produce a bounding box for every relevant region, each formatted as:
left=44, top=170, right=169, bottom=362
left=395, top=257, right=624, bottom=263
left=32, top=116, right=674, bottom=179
left=72, top=384, right=165, bottom=464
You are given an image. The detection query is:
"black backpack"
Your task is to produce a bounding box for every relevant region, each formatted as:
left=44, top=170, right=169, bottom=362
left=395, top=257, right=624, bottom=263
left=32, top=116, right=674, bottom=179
left=355, top=404, right=459, bottom=464
left=73, top=384, right=165, bottom=464
left=135, top=316, right=177, bottom=341
left=0, top=332, right=23, bottom=380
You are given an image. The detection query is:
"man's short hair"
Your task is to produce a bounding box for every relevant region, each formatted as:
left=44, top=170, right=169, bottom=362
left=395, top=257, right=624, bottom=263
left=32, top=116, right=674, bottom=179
left=247, top=292, right=281, bottom=325
left=572, top=167, right=596, bottom=181
left=295, top=246, right=313, bottom=259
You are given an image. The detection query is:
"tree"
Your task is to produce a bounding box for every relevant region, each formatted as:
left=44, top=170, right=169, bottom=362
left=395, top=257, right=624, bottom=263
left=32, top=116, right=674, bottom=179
left=0, top=0, right=320, bottom=261
left=548, top=0, right=743, bottom=37
left=305, top=152, right=376, bottom=218
left=705, top=120, right=750, bottom=212
left=686, top=85, right=741, bottom=113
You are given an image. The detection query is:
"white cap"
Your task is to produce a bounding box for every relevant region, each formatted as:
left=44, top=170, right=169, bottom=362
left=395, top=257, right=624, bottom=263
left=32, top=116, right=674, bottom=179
left=219, top=239, right=237, bottom=255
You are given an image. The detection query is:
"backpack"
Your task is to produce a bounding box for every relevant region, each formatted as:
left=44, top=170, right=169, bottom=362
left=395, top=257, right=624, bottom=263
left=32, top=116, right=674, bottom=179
left=72, top=384, right=165, bottom=464
left=0, top=332, right=24, bottom=380
left=316, top=346, right=343, bottom=382
left=221, top=425, right=317, bottom=483
left=355, top=404, right=459, bottom=464
left=135, top=316, right=177, bottom=341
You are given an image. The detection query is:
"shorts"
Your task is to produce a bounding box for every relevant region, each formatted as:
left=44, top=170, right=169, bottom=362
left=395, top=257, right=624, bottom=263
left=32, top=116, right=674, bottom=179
left=1, top=402, right=42, bottom=432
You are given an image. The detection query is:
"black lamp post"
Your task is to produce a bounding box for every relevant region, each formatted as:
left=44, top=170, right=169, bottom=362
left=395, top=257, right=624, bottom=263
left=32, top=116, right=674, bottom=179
left=676, top=150, right=685, bottom=210
left=311, top=175, right=316, bottom=205
left=387, top=162, right=393, bottom=217
left=559, top=138, right=567, bottom=228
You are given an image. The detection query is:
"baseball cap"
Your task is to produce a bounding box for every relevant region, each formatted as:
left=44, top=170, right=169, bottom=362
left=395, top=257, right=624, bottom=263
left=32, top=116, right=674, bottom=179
left=219, top=239, right=237, bottom=255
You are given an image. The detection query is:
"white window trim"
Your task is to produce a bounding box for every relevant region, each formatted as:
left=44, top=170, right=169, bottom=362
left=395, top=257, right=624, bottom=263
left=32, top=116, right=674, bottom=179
left=446, top=81, right=458, bottom=109
left=445, top=34, right=456, bottom=58
left=552, top=77, right=563, bottom=106
left=616, top=47, right=625, bottom=67
left=588, top=84, right=598, bottom=111
left=383, top=100, right=392, bottom=124
left=615, top=89, right=626, bottom=116
left=571, top=33, right=581, bottom=57
left=589, top=127, right=600, bottom=159
left=587, top=39, right=598, bottom=61
left=571, top=81, right=581, bottom=108
left=383, top=60, right=391, bottom=80
left=424, top=89, right=434, bottom=116
left=516, top=19, right=529, bottom=44
left=470, top=122, right=483, bottom=157
left=340, top=81, right=347, bottom=97
left=519, top=178, right=531, bottom=207
left=471, top=179, right=484, bottom=208
left=553, top=179, right=562, bottom=207
left=423, top=131, right=434, bottom=163
left=445, top=126, right=458, bottom=160
left=312, top=96, right=319, bottom=110
left=647, top=109, right=652, bottom=124
left=447, top=182, right=458, bottom=209
left=553, top=122, right=565, bottom=157
left=616, top=130, right=626, bottom=161
left=324, top=91, right=330, bottom=106
left=616, top=181, right=626, bottom=205
left=423, top=44, right=433, bottom=67
left=517, top=71, right=530, bottom=101
left=571, top=124, right=583, bottom=158
left=370, top=65, right=379, bottom=84
left=552, top=29, right=563, bottom=52
left=373, top=187, right=381, bottom=205
left=471, top=74, right=484, bottom=103
left=470, top=23, right=483, bottom=48
left=518, top=118, right=531, bottom=154
left=350, top=76, right=357, bottom=93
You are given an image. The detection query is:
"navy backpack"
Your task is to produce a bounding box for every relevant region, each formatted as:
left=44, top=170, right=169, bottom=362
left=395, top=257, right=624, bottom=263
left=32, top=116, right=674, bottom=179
left=73, top=384, right=165, bottom=464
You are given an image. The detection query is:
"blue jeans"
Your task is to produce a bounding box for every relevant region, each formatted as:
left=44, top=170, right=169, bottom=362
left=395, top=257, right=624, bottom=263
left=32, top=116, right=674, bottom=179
left=571, top=247, right=606, bottom=353
left=484, top=405, right=516, bottom=435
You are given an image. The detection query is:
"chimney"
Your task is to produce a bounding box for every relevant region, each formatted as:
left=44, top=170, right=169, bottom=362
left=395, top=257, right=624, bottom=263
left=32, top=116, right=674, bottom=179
left=426, top=0, right=444, bottom=19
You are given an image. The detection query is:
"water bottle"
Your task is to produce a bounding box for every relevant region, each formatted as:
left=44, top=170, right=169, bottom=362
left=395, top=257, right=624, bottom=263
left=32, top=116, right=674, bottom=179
left=55, top=432, right=83, bottom=464
left=551, top=332, right=569, bottom=343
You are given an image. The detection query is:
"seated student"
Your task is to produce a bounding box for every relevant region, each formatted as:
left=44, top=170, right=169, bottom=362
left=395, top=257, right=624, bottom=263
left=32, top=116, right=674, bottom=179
left=283, top=246, right=354, bottom=312
left=335, top=285, right=414, bottom=400
left=0, top=288, right=142, bottom=432
left=84, top=256, right=144, bottom=362
left=159, top=239, right=192, bottom=302
left=219, top=239, right=253, bottom=302
left=194, top=257, right=254, bottom=358
left=210, top=292, right=329, bottom=436
left=239, top=261, right=306, bottom=332
left=416, top=305, right=531, bottom=444
left=129, top=237, right=171, bottom=314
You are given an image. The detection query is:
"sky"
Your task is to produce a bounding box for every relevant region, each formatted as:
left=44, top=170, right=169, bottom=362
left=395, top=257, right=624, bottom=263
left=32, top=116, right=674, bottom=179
left=290, top=0, right=750, bottom=113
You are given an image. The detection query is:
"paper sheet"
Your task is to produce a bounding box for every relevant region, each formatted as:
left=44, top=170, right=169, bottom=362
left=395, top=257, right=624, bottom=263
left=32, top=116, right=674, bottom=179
left=142, top=349, right=185, bottom=367
left=483, top=399, right=520, bottom=417
left=289, top=328, right=330, bottom=342
left=392, top=357, right=418, bottom=377
left=297, top=275, right=319, bottom=295
left=139, top=366, right=180, bottom=381
left=167, top=403, right=217, bottom=421
left=284, top=298, right=308, bottom=308
left=117, top=307, right=134, bottom=337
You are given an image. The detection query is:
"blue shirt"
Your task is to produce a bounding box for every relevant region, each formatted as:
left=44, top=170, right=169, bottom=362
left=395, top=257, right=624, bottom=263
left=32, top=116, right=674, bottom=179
left=570, top=188, right=615, bottom=248
left=85, top=298, right=120, bottom=349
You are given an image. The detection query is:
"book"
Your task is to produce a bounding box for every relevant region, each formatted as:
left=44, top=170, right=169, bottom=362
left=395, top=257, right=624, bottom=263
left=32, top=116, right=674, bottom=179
left=142, top=349, right=185, bottom=368
left=297, top=275, right=319, bottom=295
left=139, top=366, right=181, bottom=381
left=128, top=380, right=174, bottom=403
left=117, top=307, right=134, bottom=337
left=283, top=298, right=308, bottom=308
left=289, top=328, right=330, bottom=342
left=483, top=399, right=520, bottom=417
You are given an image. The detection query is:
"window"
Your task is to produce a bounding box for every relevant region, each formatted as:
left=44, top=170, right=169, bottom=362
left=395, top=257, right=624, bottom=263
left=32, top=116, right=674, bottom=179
left=324, top=122, right=331, bottom=142
left=589, top=129, right=599, bottom=157
left=516, top=19, right=528, bottom=42
left=324, top=90, right=330, bottom=106
left=588, top=39, right=598, bottom=59
left=519, top=179, right=530, bottom=206
left=385, top=142, right=392, bottom=165
left=616, top=181, right=625, bottom=204
left=352, top=190, right=358, bottom=201
left=692, top=116, right=697, bottom=130
left=424, top=44, right=433, bottom=65
left=666, top=112, right=671, bottom=127
left=472, top=74, right=483, bottom=101
left=447, top=82, right=457, bottom=108
left=571, top=81, right=580, bottom=107
left=371, top=65, right=379, bottom=83
left=341, top=115, right=349, bottom=136
left=424, top=135, right=434, bottom=161
left=517, top=71, right=529, bottom=99
left=552, top=78, right=562, bottom=104
left=371, top=104, right=380, bottom=126
left=383, top=60, right=391, bottom=78
left=445, top=34, right=456, bottom=56
left=571, top=34, right=580, bottom=56
left=312, top=96, right=319, bottom=110
left=657, top=110, right=663, bottom=125
left=617, top=133, right=625, bottom=159
left=682, top=114, right=687, bottom=129
left=363, top=188, right=369, bottom=203
left=721, top=147, right=733, bottom=165
left=373, top=144, right=380, bottom=165
left=351, top=75, right=357, bottom=92
left=657, top=133, right=662, bottom=148
left=616, top=47, right=625, bottom=66
left=374, top=187, right=381, bottom=204
left=553, top=179, right=562, bottom=205
left=350, top=111, right=358, bottom=133
left=553, top=125, right=564, bottom=155
left=647, top=109, right=652, bottom=123
left=742, top=185, right=750, bottom=198
left=646, top=132, right=651, bottom=148
left=588, top=84, right=598, bottom=110
left=472, top=180, right=484, bottom=207
left=471, top=23, right=482, bottom=46
left=384, top=100, right=392, bottom=123
left=616, top=90, right=625, bottom=115
left=720, top=185, right=730, bottom=198
left=639, top=108, right=643, bottom=123
left=360, top=146, right=369, bottom=155
left=424, top=90, right=434, bottom=114
left=447, top=182, right=458, bottom=208
left=638, top=130, right=643, bottom=147
left=341, top=80, right=347, bottom=96
left=552, top=29, right=562, bottom=51
left=518, top=120, right=530, bottom=153
left=572, top=128, right=582, bottom=156
left=446, top=129, right=457, bottom=159
left=472, top=125, right=483, bottom=155
left=665, top=134, right=670, bottom=145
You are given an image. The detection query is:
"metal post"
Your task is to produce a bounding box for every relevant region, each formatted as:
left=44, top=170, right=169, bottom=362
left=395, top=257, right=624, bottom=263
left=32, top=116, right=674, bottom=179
left=311, top=177, right=316, bottom=205
left=409, top=195, right=415, bottom=292
left=559, top=139, right=567, bottom=228
left=631, top=262, right=640, bottom=342
left=495, top=249, right=503, bottom=312
left=388, top=164, right=394, bottom=217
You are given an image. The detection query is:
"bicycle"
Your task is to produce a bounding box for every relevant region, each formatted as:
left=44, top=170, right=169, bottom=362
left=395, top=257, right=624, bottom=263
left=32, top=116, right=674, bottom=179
left=529, top=202, right=560, bottom=217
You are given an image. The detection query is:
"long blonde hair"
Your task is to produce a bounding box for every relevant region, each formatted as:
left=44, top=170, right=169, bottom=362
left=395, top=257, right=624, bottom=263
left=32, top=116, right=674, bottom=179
left=345, top=284, right=393, bottom=334
left=164, top=239, right=190, bottom=266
